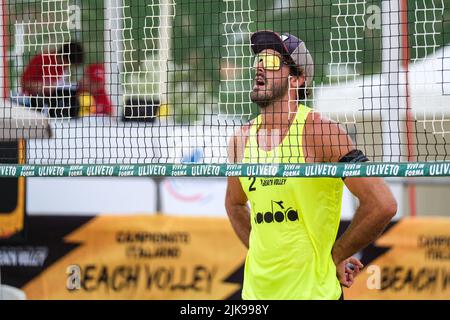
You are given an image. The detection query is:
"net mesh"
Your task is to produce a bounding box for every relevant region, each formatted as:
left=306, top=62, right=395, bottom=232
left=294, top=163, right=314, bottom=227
left=1, top=0, right=450, bottom=176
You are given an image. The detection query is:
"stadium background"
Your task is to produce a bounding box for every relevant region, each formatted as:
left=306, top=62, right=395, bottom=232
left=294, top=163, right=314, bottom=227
left=1, top=0, right=450, bottom=299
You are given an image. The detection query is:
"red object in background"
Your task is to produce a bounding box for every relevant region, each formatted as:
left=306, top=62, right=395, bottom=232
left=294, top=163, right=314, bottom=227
left=85, top=64, right=112, bottom=115
left=91, top=89, right=112, bottom=115
left=3, top=0, right=10, bottom=99
left=21, top=52, right=66, bottom=95
left=85, top=63, right=106, bottom=84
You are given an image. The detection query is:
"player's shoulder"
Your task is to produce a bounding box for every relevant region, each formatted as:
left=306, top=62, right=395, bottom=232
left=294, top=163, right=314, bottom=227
left=305, top=110, right=345, bottom=135
left=304, top=109, right=354, bottom=162
left=229, top=118, right=256, bottom=142
left=227, top=118, right=257, bottom=163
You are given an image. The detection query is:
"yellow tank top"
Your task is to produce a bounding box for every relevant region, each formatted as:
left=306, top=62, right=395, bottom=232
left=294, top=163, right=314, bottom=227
left=239, top=104, right=344, bottom=300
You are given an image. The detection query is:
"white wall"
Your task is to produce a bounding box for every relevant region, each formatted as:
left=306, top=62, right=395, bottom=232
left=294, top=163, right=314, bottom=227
left=27, top=177, right=157, bottom=215
left=162, top=178, right=228, bottom=216
left=27, top=176, right=360, bottom=220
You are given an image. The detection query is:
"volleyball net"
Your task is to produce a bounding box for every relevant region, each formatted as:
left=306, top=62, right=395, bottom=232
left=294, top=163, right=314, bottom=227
left=0, top=0, right=449, bottom=177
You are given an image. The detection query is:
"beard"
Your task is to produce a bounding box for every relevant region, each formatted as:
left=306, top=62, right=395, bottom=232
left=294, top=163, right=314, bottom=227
left=250, top=77, right=289, bottom=108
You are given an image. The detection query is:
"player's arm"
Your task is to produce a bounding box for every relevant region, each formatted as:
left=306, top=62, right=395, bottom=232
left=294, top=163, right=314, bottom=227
left=308, top=113, right=397, bottom=264
left=225, top=176, right=251, bottom=248
left=225, top=130, right=251, bottom=248
left=306, top=113, right=396, bottom=287
left=333, top=176, right=397, bottom=265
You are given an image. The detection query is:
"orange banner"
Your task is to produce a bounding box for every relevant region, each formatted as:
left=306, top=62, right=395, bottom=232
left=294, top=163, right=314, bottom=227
left=23, top=216, right=247, bottom=300
left=345, top=217, right=450, bottom=300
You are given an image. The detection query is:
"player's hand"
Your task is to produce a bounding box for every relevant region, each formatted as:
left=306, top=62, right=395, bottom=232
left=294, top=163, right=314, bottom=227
left=335, top=256, right=364, bottom=288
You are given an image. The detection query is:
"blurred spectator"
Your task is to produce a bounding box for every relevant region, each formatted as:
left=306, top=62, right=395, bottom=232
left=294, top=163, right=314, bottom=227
left=21, top=43, right=112, bottom=116
left=22, top=42, right=84, bottom=96
left=78, top=63, right=112, bottom=115
left=20, top=42, right=84, bottom=118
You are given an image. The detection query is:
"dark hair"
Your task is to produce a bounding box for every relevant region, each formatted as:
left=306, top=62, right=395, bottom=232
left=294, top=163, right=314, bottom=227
left=289, top=65, right=309, bottom=101
left=58, top=42, right=84, bottom=64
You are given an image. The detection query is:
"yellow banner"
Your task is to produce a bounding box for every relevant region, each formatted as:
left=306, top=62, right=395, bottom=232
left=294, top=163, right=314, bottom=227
left=24, top=216, right=247, bottom=300
left=345, top=217, right=450, bottom=300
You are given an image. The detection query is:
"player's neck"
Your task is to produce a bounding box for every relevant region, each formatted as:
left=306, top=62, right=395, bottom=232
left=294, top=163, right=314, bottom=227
left=260, top=98, right=298, bottom=130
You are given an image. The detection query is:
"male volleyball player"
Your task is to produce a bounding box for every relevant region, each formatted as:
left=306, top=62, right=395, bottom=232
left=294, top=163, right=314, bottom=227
left=225, top=30, right=397, bottom=300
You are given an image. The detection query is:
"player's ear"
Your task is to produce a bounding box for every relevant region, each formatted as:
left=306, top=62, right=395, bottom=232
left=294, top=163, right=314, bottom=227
left=289, top=74, right=305, bottom=88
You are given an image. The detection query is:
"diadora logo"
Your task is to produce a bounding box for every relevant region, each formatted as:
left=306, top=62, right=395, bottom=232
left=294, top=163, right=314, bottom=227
left=254, top=200, right=299, bottom=224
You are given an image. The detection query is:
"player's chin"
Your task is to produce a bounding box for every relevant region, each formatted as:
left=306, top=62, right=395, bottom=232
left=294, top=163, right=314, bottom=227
left=250, top=91, right=271, bottom=105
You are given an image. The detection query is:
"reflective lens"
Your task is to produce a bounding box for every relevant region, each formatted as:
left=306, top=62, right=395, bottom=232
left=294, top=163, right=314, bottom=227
left=254, top=53, right=282, bottom=71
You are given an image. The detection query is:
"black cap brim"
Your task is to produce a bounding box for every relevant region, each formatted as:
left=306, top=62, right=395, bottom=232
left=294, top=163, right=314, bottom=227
left=251, top=30, right=296, bottom=66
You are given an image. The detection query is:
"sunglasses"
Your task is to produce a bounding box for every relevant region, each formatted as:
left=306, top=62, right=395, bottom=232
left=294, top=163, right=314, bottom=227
left=253, top=53, right=288, bottom=71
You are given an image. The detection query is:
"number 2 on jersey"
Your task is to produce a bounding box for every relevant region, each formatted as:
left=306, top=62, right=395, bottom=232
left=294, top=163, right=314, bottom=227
left=249, top=177, right=256, bottom=192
